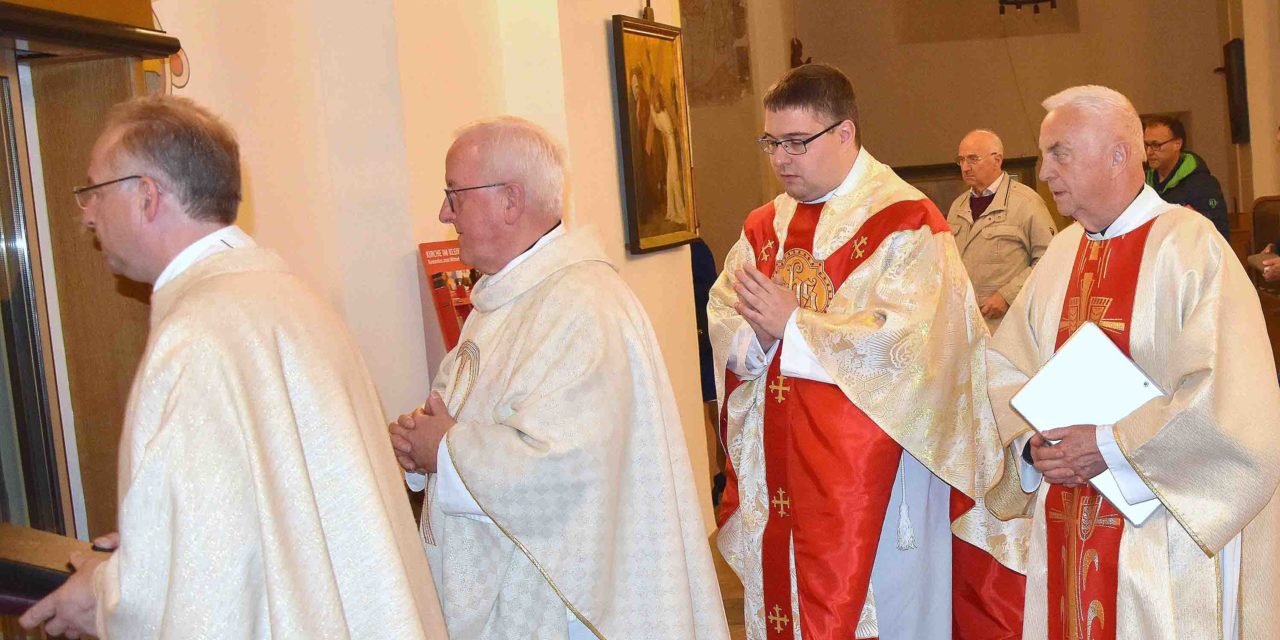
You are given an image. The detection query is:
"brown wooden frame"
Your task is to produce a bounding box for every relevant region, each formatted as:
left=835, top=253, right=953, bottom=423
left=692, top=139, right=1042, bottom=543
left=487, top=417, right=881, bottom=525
left=611, top=15, right=698, bottom=254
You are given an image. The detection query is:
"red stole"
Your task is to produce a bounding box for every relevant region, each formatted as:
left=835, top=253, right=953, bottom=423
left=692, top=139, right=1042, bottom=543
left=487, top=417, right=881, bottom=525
left=721, top=199, right=977, bottom=639
left=1044, top=220, right=1156, bottom=640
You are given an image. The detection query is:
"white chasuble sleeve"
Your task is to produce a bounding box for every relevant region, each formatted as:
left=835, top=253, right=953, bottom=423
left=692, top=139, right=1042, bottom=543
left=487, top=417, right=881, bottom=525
left=793, top=228, right=977, bottom=492
left=780, top=309, right=835, bottom=383
left=1116, top=216, right=1280, bottom=553
left=710, top=234, right=767, bottom=390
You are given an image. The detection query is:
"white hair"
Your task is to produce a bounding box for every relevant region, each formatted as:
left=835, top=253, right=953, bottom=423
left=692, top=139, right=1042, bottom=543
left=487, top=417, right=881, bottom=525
left=454, top=116, right=567, bottom=216
left=1041, top=85, right=1144, bottom=161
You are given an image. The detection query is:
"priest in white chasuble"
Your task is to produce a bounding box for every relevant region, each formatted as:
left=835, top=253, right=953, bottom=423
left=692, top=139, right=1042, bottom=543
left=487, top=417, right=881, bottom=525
left=708, top=63, right=1028, bottom=640
left=20, top=96, right=446, bottom=639
left=389, top=116, right=729, bottom=640
left=985, top=84, right=1280, bottom=640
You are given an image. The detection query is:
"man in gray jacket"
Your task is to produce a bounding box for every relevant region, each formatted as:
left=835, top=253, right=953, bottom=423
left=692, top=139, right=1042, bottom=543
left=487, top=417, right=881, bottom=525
left=946, top=129, right=1056, bottom=330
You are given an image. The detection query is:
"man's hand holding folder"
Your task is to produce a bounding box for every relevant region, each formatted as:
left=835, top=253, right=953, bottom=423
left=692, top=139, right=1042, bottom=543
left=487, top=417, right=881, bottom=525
left=1027, top=426, right=1106, bottom=487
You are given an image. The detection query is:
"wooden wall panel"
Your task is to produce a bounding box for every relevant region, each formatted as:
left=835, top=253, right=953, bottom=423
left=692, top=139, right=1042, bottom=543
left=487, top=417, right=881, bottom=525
left=30, top=57, right=148, bottom=537
left=2, top=0, right=151, bottom=29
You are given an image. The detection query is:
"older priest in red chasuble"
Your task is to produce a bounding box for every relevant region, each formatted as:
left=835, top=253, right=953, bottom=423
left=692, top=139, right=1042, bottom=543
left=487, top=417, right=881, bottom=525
left=986, top=85, right=1280, bottom=639
left=709, top=63, right=1028, bottom=640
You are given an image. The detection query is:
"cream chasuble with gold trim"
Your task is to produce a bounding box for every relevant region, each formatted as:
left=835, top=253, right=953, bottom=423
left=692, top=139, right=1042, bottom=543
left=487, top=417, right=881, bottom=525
left=93, top=248, right=446, bottom=639
left=420, top=227, right=729, bottom=640
left=987, top=194, right=1280, bottom=640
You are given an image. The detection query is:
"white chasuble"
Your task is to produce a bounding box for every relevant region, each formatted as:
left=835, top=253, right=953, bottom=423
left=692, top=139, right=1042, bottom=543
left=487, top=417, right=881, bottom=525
left=420, top=227, right=729, bottom=640
left=93, top=248, right=446, bottom=639
left=987, top=198, right=1280, bottom=639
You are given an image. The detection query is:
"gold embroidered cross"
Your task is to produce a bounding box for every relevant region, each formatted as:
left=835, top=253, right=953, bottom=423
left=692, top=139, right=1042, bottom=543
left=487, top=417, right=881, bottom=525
left=853, top=236, right=868, bottom=259
left=768, top=604, right=790, bottom=633
left=759, top=239, right=775, bottom=263
left=1059, top=272, right=1127, bottom=339
left=771, top=487, right=791, bottom=517
left=768, top=374, right=791, bottom=403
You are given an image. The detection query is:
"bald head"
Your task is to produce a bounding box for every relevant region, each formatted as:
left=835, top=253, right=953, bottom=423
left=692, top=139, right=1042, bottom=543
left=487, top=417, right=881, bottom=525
left=957, top=129, right=1005, bottom=192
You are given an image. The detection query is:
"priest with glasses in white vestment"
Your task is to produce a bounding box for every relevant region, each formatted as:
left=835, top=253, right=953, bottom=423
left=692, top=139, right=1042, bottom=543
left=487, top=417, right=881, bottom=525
left=390, top=116, right=729, bottom=640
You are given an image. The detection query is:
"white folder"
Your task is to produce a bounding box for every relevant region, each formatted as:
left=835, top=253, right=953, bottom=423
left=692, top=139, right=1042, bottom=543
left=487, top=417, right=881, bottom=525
left=1010, top=321, right=1163, bottom=525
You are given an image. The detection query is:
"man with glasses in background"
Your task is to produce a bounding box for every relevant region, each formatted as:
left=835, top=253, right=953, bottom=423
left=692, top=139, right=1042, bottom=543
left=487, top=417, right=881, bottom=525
left=945, top=129, right=1056, bottom=330
left=1143, top=114, right=1229, bottom=238
left=708, top=63, right=1027, bottom=639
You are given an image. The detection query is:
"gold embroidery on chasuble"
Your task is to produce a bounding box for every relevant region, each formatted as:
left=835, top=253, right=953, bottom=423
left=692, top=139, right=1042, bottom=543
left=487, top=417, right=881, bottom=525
left=1058, top=240, right=1127, bottom=340
left=759, top=239, right=776, bottom=263
left=452, top=340, right=480, bottom=410
left=1047, top=491, right=1123, bottom=640
left=778, top=248, right=835, bottom=313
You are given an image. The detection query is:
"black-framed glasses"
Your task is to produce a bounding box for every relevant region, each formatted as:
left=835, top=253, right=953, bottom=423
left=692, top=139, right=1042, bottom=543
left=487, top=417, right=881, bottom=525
left=757, top=120, right=842, bottom=156
left=1144, top=138, right=1176, bottom=150
left=72, top=175, right=142, bottom=209
left=443, top=182, right=507, bottom=212
left=955, top=153, right=998, bottom=167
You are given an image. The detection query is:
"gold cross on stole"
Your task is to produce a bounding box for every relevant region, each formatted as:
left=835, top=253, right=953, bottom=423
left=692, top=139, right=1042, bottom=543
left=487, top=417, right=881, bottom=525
left=768, top=604, right=791, bottom=633
left=853, top=235, right=868, bottom=259
left=771, top=487, right=791, bottom=517
left=769, top=374, right=791, bottom=403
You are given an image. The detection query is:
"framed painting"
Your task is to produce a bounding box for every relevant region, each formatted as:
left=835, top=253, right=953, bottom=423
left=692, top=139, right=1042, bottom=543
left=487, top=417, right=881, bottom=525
left=612, top=15, right=698, bottom=254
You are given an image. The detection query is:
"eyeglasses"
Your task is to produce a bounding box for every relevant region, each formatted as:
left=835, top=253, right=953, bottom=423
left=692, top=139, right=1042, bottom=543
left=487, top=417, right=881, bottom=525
left=955, top=153, right=998, bottom=167
left=443, top=182, right=507, bottom=212
left=72, top=175, right=142, bottom=209
left=757, top=120, right=842, bottom=156
left=1144, top=138, right=1177, bottom=150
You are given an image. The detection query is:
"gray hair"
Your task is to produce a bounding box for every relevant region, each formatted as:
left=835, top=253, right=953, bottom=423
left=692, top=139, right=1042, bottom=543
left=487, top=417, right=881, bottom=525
left=104, top=95, right=241, bottom=224
left=454, top=116, right=567, bottom=216
left=1041, top=85, right=1144, bottom=161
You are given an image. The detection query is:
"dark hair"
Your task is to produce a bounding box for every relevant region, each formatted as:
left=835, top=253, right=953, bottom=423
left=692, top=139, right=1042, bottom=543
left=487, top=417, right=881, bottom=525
left=763, top=63, right=860, bottom=144
left=104, top=96, right=241, bottom=224
left=1142, top=114, right=1186, bottom=142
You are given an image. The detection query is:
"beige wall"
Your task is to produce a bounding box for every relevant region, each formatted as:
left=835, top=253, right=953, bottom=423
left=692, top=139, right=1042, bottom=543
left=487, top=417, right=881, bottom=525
left=151, top=0, right=715, bottom=528
left=687, top=0, right=796, bottom=268
left=792, top=0, right=1234, bottom=206
left=1241, top=0, right=1280, bottom=199
left=555, top=0, right=714, bottom=530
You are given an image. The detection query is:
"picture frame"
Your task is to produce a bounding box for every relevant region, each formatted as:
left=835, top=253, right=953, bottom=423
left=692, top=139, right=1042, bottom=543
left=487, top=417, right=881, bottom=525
left=611, top=15, right=698, bottom=254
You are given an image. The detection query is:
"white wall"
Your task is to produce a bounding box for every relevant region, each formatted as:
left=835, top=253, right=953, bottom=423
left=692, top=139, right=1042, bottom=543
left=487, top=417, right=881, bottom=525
left=153, top=0, right=714, bottom=527
left=153, top=0, right=428, bottom=412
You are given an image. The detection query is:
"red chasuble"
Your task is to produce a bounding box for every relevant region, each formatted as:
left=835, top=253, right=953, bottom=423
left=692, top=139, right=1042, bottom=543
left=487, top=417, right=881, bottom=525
left=1044, top=219, right=1156, bottom=640
left=719, top=199, right=1023, bottom=639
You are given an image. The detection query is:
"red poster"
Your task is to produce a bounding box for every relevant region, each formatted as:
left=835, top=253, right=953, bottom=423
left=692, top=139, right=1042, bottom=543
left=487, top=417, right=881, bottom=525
left=418, top=240, right=476, bottom=351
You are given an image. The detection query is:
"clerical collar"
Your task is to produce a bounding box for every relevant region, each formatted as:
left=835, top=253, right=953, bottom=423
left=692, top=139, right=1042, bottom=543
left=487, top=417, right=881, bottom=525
left=491, top=222, right=564, bottom=279
left=154, top=225, right=256, bottom=291
left=971, top=172, right=1004, bottom=197
left=1085, top=185, right=1167, bottom=241
left=802, top=147, right=871, bottom=204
